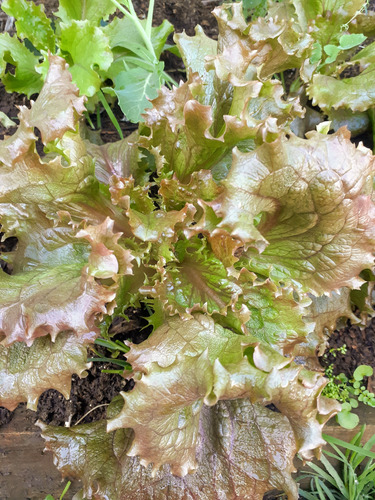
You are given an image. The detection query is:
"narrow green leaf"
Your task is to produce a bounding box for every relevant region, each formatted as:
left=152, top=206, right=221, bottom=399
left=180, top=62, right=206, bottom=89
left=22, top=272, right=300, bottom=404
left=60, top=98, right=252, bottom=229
left=319, top=454, right=348, bottom=496
left=298, top=488, right=320, bottom=500
left=305, top=461, right=343, bottom=489
left=316, top=478, right=337, bottom=500
left=87, top=357, right=131, bottom=368
left=323, top=435, right=375, bottom=460
left=97, top=89, right=124, bottom=139
left=94, top=338, right=130, bottom=353
left=59, top=481, right=71, bottom=500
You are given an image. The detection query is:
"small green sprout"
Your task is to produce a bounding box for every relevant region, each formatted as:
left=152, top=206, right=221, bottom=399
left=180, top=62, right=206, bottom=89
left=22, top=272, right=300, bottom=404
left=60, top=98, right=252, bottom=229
left=88, top=338, right=132, bottom=374
left=44, top=481, right=71, bottom=500
left=322, top=346, right=374, bottom=429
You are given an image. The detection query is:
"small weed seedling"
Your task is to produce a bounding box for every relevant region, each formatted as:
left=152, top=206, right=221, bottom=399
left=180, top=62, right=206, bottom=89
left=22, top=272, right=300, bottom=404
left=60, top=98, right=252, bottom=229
left=322, top=346, right=375, bottom=429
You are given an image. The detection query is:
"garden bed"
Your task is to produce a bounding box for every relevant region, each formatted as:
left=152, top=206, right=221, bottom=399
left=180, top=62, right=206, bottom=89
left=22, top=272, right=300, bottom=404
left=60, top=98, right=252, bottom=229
left=1, top=0, right=375, bottom=499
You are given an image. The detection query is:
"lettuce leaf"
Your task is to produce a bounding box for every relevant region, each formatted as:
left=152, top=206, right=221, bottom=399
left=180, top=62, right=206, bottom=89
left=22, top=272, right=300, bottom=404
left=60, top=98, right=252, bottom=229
left=0, top=263, right=115, bottom=346
left=210, top=3, right=312, bottom=83
left=0, top=55, right=133, bottom=346
left=59, top=20, right=113, bottom=97
left=25, top=55, right=86, bottom=144
left=142, top=74, right=301, bottom=181
left=0, top=32, right=43, bottom=96
left=145, top=238, right=242, bottom=319
left=56, top=0, right=117, bottom=25
left=174, top=27, right=218, bottom=107
left=294, top=288, right=358, bottom=363
left=0, top=332, right=91, bottom=410
left=2, top=0, right=55, bottom=52
left=84, top=131, right=143, bottom=185
left=223, top=129, right=375, bottom=294
left=233, top=268, right=312, bottom=351
left=107, top=314, right=338, bottom=476
left=308, top=64, right=375, bottom=113
left=39, top=396, right=298, bottom=500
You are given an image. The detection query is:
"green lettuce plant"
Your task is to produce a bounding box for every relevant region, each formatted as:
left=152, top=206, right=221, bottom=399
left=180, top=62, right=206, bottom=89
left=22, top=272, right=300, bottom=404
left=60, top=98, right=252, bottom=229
left=229, top=0, right=268, bottom=19
left=0, top=1, right=375, bottom=498
left=0, top=0, right=175, bottom=123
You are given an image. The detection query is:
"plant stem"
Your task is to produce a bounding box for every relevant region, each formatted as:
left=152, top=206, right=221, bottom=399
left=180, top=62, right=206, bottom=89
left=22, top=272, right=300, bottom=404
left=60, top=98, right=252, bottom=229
left=96, top=106, right=101, bottom=129
left=97, top=90, right=124, bottom=140
left=109, top=0, right=157, bottom=61
left=146, top=0, right=155, bottom=38
left=84, top=111, right=95, bottom=129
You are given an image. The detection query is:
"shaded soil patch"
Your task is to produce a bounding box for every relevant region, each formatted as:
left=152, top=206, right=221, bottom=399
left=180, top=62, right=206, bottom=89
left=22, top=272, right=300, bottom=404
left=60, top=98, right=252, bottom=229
left=322, top=317, right=375, bottom=378
left=35, top=307, right=150, bottom=427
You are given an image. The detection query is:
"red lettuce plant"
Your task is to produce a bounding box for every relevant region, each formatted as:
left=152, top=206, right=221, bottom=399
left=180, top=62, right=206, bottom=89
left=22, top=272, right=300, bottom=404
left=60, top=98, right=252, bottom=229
left=1, top=2, right=375, bottom=498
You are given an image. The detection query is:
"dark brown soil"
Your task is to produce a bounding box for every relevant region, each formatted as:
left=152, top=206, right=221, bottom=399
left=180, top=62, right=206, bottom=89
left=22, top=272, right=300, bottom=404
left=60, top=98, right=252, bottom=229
left=35, top=308, right=150, bottom=427
left=36, top=365, right=131, bottom=426
left=133, top=0, right=220, bottom=38
left=322, top=317, right=375, bottom=378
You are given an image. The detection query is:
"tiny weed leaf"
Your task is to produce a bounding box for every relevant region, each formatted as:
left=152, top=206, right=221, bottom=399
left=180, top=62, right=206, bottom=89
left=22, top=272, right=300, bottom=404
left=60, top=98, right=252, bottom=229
left=339, top=33, right=367, bottom=50
left=323, top=44, right=342, bottom=64
left=353, top=365, right=373, bottom=381
left=310, top=41, right=322, bottom=63
left=337, top=410, right=359, bottom=430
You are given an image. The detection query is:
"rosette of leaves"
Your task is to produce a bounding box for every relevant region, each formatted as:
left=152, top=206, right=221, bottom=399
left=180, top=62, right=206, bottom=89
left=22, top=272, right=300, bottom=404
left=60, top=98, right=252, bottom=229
left=1, top=6, right=375, bottom=499
left=0, top=0, right=175, bottom=122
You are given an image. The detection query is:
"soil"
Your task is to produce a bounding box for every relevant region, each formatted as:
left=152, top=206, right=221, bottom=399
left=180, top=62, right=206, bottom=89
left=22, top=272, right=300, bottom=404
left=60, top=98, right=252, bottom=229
left=322, top=317, right=375, bottom=378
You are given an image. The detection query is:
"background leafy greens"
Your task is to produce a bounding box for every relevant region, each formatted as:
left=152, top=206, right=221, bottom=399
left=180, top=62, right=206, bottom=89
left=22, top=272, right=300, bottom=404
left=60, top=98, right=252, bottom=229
left=0, top=0, right=175, bottom=123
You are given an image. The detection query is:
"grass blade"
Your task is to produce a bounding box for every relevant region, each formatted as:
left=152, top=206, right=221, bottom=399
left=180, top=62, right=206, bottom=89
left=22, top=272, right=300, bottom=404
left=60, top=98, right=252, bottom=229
left=97, top=90, right=124, bottom=140
left=319, top=454, right=348, bottom=497
left=323, top=434, right=375, bottom=460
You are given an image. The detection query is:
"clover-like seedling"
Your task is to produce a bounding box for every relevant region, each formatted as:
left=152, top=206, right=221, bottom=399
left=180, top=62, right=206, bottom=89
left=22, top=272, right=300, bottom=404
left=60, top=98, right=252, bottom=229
left=337, top=401, right=360, bottom=430
left=323, top=357, right=375, bottom=429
